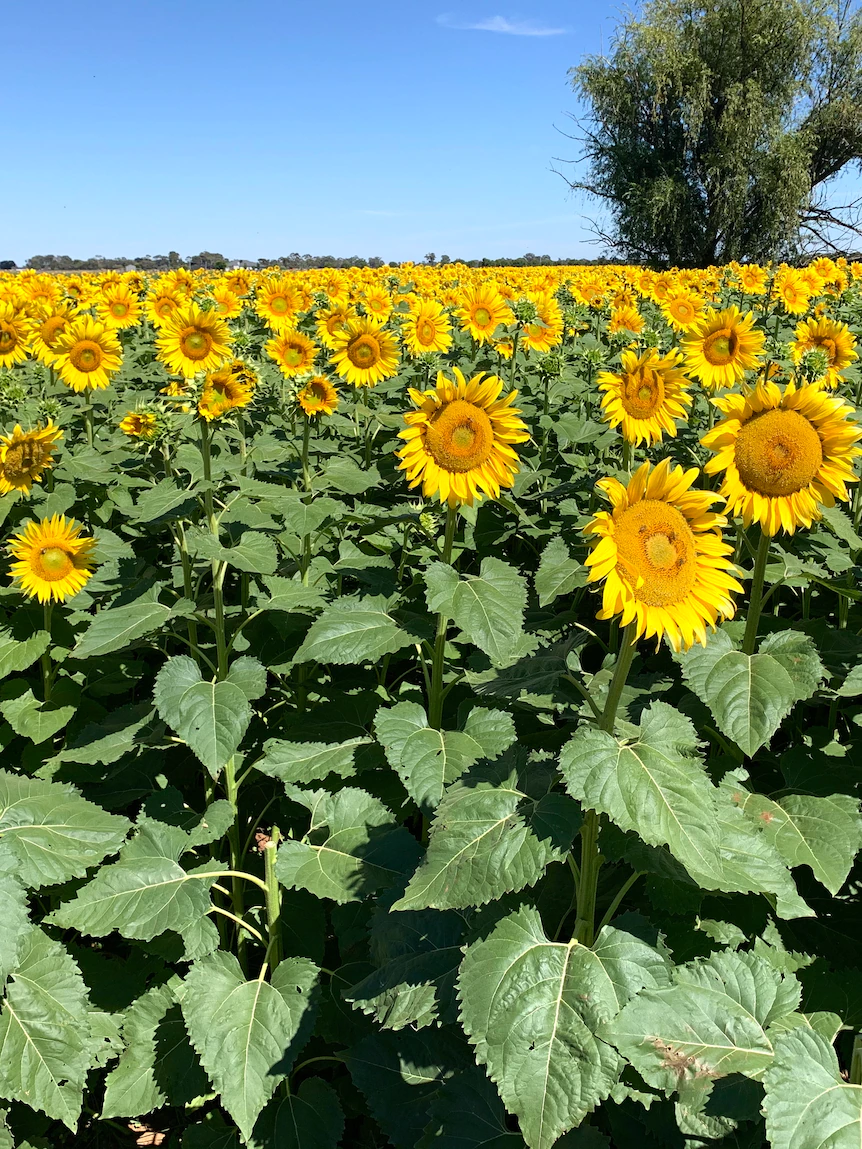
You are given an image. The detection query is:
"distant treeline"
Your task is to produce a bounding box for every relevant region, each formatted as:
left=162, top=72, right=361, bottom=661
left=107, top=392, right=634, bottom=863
left=3, top=251, right=615, bottom=273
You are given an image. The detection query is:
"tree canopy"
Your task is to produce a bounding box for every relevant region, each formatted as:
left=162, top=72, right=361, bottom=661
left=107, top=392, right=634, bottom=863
left=563, top=0, right=862, bottom=266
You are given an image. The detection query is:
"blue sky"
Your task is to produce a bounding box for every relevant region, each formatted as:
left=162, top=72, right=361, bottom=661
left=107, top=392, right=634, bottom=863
left=3, top=1, right=617, bottom=264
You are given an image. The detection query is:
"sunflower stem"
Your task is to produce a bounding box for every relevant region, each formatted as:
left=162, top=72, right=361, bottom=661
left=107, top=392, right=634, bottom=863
left=263, top=826, right=282, bottom=971
left=508, top=332, right=520, bottom=392
left=742, top=529, right=771, bottom=657
left=41, top=602, right=54, bottom=703
left=223, top=754, right=247, bottom=970
left=574, top=622, right=636, bottom=946
left=428, top=506, right=458, bottom=730
left=621, top=439, right=632, bottom=472
left=83, top=390, right=94, bottom=448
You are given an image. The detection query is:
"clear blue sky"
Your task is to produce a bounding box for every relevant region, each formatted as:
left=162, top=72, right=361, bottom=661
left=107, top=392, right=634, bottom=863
left=3, top=1, right=617, bottom=265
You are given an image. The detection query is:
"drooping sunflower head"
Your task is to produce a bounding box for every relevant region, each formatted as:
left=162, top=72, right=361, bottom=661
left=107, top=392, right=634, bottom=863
left=585, top=459, right=742, bottom=652
left=156, top=305, right=232, bottom=379
left=701, top=379, right=862, bottom=535
left=51, top=315, right=123, bottom=392
left=119, top=412, right=159, bottom=440
left=597, top=348, right=692, bottom=447
left=681, top=305, right=765, bottom=390
left=8, top=514, right=97, bottom=603
left=198, top=364, right=255, bottom=421
left=0, top=422, right=63, bottom=495
left=398, top=367, right=530, bottom=506
left=265, top=329, right=319, bottom=378
left=298, top=376, right=339, bottom=417
left=329, top=316, right=400, bottom=387
left=454, top=285, right=512, bottom=344
left=790, top=316, right=857, bottom=387
left=402, top=299, right=453, bottom=357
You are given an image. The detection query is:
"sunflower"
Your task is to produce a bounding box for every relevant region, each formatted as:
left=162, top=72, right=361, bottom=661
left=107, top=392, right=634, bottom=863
left=402, top=299, right=453, bottom=356
left=790, top=317, right=857, bottom=387
left=681, top=306, right=765, bottom=390
left=198, top=365, right=254, bottom=421
left=0, top=423, right=63, bottom=495
left=146, top=287, right=183, bottom=328
left=96, top=283, right=142, bottom=330
left=585, top=459, right=741, bottom=652
left=211, top=285, right=243, bottom=319
left=773, top=271, right=810, bottom=316
left=8, top=515, right=97, bottom=603
left=119, top=412, right=158, bottom=440
left=255, top=278, right=305, bottom=332
left=156, top=305, right=231, bottom=379
left=224, top=269, right=253, bottom=296
left=0, top=303, right=32, bottom=368
left=330, top=316, right=400, bottom=387
left=701, top=380, right=862, bottom=535
left=362, top=287, right=393, bottom=323
left=315, top=306, right=355, bottom=350
left=265, top=330, right=318, bottom=377
left=52, top=316, right=123, bottom=392
left=598, top=348, right=692, bottom=446
left=298, top=376, right=339, bottom=417
left=607, top=305, right=645, bottom=336
left=661, top=291, right=704, bottom=332
left=736, top=265, right=768, bottom=295
left=521, top=293, right=564, bottom=351
left=29, top=303, right=77, bottom=366
left=455, top=285, right=511, bottom=344
left=397, top=367, right=530, bottom=506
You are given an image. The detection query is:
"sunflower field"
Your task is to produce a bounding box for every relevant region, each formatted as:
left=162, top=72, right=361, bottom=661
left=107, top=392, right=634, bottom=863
left=1, top=258, right=862, bottom=1149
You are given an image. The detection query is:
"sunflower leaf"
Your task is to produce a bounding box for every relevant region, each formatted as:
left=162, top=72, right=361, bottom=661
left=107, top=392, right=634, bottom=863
left=154, top=655, right=252, bottom=778
left=534, top=538, right=588, bottom=607
left=764, top=1028, right=862, bottom=1149
left=458, top=906, right=670, bottom=1149
left=293, top=594, right=415, bottom=665
left=426, top=558, right=527, bottom=667
left=72, top=591, right=195, bottom=659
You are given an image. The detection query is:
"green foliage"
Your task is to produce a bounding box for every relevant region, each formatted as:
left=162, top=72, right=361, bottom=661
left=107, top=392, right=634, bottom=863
left=569, top=0, right=862, bottom=263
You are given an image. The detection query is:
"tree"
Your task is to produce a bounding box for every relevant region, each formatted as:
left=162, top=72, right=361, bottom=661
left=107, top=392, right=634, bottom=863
left=560, top=0, right=862, bottom=265
left=424, top=252, right=437, bottom=265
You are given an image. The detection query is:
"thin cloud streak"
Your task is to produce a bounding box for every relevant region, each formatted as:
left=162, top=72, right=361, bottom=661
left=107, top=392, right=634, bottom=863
left=436, top=13, right=567, bottom=36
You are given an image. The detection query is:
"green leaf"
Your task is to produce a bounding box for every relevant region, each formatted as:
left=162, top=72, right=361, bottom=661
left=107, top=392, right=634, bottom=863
left=427, top=558, right=527, bottom=667
left=0, top=927, right=91, bottom=1129
left=458, top=906, right=670, bottom=1149
left=269, top=493, right=341, bottom=536
left=534, top=539, right=587, bottom=607
left=345, top=1029, right=464, bottom=1149
left=72, top=593, right=195, bottom=659
left=600, top=950, right=800, bottom=1098
left=187, top=528, right=278, bottom=574
left=759, top=632, right=826, bottom=703
left=0, top=770, right=130, bottom=888
left=346, top=902, right=464, bottom=1030
left=49, top=822, right=224, bottom=942
left=294, top=594, right=414, bottom=665
left=375, top=702, right=516, bottom=816
left=560, top=702, right=722, bottom=884
left=250, top=1079, right=344, bottom=1149
left=676, top=629, right=797, bottom=757
left=226, top=656, right=267, bottom=701
left=256, top=736, right=367, bottom=785
left=419, top=1066, right=529, bottom=1149
left=764, top=1028, right=862, bottom=1149
left=180, top=951, right=319, bottom=1142
left=154, top=656, right=252, bottom=779
left=182, top=1111, right=243, bottom=1148
left=276, top=787, right=422, bottom=903
left=52, top=702, right=155, bottom=766
left=0, top=860, right=28, bottom=987
left=322, top=458, right=380, bottom=493
left=737, top=790, right=862, bottom=895
left=259, top=576, right=325, bottom=614
left=102, top=977, right=208, bottom=1118
left=820, top=504, right=862, bottom=551
left=393, top=755, right=582, bottom=911
left=0, top=686, right=75, bottom=744
left=132, top=479, right=197, bottom=523
left=0, top=630, right=50, bottom=679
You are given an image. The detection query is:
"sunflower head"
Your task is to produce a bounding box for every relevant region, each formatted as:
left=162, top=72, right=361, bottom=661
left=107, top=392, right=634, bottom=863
left=51, top=316, right=123, bottom=392
left=681, top=306, right=765, bottom=390
left=298, top=376, right=339, bottom=417
left=790, top=316, right=857, bottom=387
left=156, top=305, right=232, bottom=379
left=8, top=514, right=97, bottom=603
left=701, top=379, right=862, bottom=535
left=397, top=367, right=530, bottom=506
left=119, top=412, right=159, bottom=440
left=597, top=348, right=692, bottom=447
left=329, top=316, right=400, bottom=388
left=265, top=330, right=318, bottom=378
left=585, top=459, right=742, bottom=652
left=0, top=422, right=63, bottom=495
